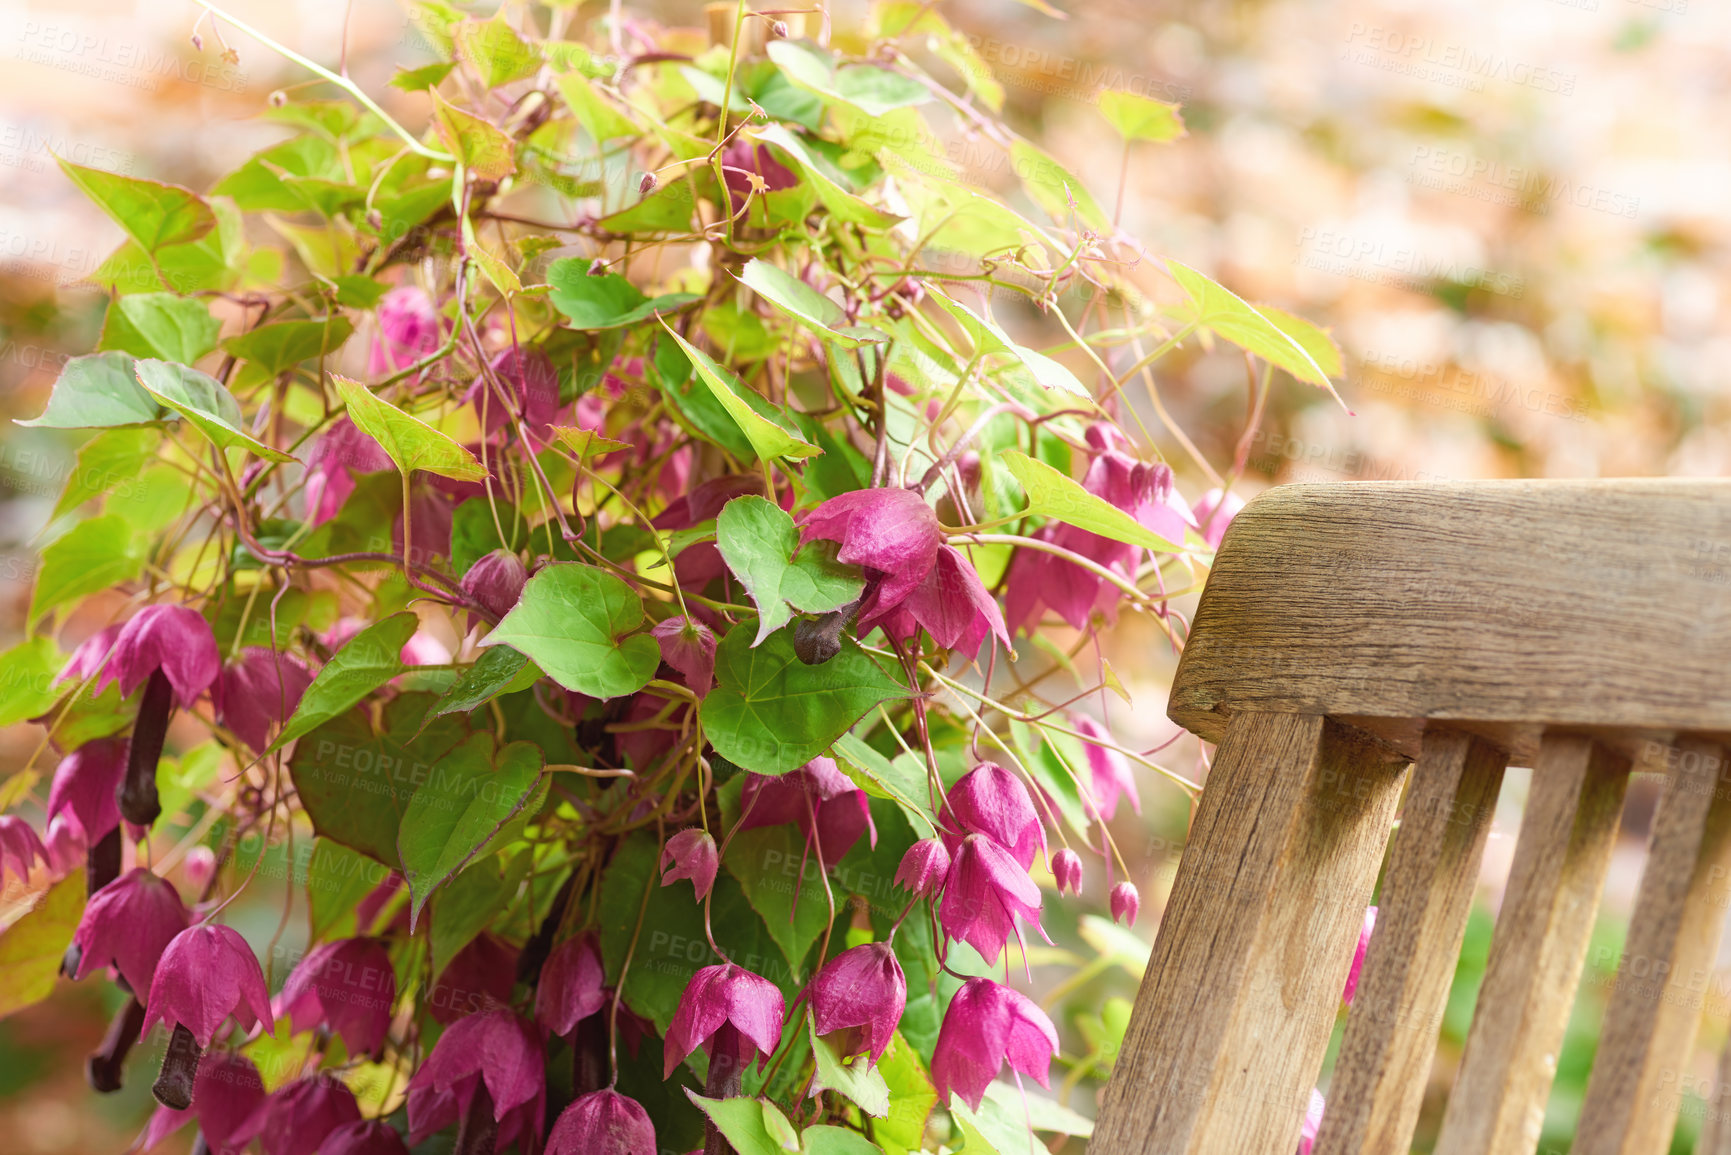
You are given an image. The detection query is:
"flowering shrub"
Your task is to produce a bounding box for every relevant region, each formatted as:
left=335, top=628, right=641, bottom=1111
left=0, top=2, right=1343, bottom=1153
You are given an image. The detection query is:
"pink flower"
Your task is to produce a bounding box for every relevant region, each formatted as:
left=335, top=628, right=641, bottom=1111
left=1191, top=487, right=1245, bottom=550
left=856, top=544, right=1008, bottom=658
left=183, top=845, right=217, bottom=892
left=738, top=757, right=875, bottom=868
left=664, top=963, right=787, bottom=1078
left=368, top=286, right=442, bottom=377
left=428, top=932, right=517, bottom=1024
left=467, top=346, right=561, bottom=439
left=720, top=138, right=799, bottom=215
left=808, top=943, right=906, bottom=1064
left=322, top=1120, right=412, bottom=1155
left=548, top=1088, right=657, bottom=1155
left=406, top=1009, right=546, bottom=1152
left=1051, top=848, right=1083, bottom=895
left=100, top=605, right=220, bottom=708
left=801, top=488, right=944, bottom=608
left=143, top=924, right=275, bottom=1048
left=1110, top=881, right=1140, bottom=927
left=303, top=419, right=393, bottom=526
left=931, top=978, right=1059, bottom=1110
left=71, top=868, right=190, bottom=995
left=0, top=814, right=47, bottom=885
left=42, top=814, right=84, bottom=878
left=139, top=1051, right=267, bottom=1155
left=461, top=549, right=529, bottom=619
left=213, top=649, right=313, bottom=753
left=243, top=1076, right=363, bottom=1155
left=275, top=937, right=396, bottom=1057
left=939, top=835, right=1046, bottom=965
left=1343, top=907, right=1377, bottom=1007
left=47, top=738, right=126, bottom=841
left=944, top=763, right=1045, bottom=869
left=652, top=616, right=717, bottom=697
left=660, top=829, right=719, bottom=901
left=537, top=935, right=607, bottom=1037
left=1070, top=714, right=1140, bottom=820
left=57, top=624, right=122, bottom=687
left=1300, top=1088, right=1326, bottom=1154
left=894, top=838, right=950, bottom=899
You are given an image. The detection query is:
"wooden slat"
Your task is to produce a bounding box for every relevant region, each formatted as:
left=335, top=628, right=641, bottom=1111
left=1315, top=729, right=1509, bottom=1155
left=1434, top=734, right=1632, bottom=1155
left=1696, top=1017, right=1731, bottom=1155
left=1168, top=479, right=1731, bottom=757
left=1574, top=738, right=1731, bottom=1155
left=1094, top=712, right=1408, bottom=1155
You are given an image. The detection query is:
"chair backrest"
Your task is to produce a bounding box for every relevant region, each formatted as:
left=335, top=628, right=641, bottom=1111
left=1094, top=479, right=1731, bottom=1155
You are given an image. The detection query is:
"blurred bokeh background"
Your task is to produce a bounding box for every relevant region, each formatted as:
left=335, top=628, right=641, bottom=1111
left=0, top=0, right=1727, bottom=1150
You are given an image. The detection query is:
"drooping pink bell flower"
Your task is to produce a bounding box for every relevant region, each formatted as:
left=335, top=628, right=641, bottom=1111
left=737, top=757, right=876, bottom=868
left=43, top=813, right=85, bottom=878
left=894, top=837, right=950, bottom=899
left=1343, top=906, right=1377, bottom=1007
left=943, top=763, right=1046, bottom=869
left=143, top=924, right=274, bottom=1047
left=98, top=605, right=220, bottom=707
left=939, top=834, right=1047, bottom=965
left=720, top=137, right=799, bottom=216
left=428, top=932, right=517, bottom=1024
left=536, top=935, right=606, bottom=1037
left=856, top=544, right=1009, bottom=659
left=808, top=943, right=906, bottom=1065
left=801, top=488, right=944, bottom=608
left=56, top=623, right=122, bottom=687
left=1051, top=848, right=1083, bottom=895
left=467, top=346, right=561, bottom=439
left=1299, top=1088, right=1326, bottom=1154
left=138, top=1050, right=268, bottom=1155
left=241, top=1075, right=363, bottom=1155
left=303, top=419, right=394, bottom=526
left=322, top=1120, right=412, bottom=1155
left=47, top=738, right=125, bottom=842
left=213, top=649, right=313, bottom=753
left=931, top=977, right=1059, bottom=1110
left=0, top=814, right=47, bottom=885
left=548, top=1088, right=656, bottom=1155
left=652, top=616, right=717, bottom=697
left=274, top=937, right=396, bottom=1057
left=406, top=1009, right=547, bottom=1153
left=1191, top=487, right=1245, bottom=550
left=660, top=828, right=719, bottom=901
left=1110, top=881, right=1140, bottom=927
left=368, top=286, right=442, bottom=378
left=183, top=845, right=218, bottom=892
left=71, top=868, right=190, bottom=995
left=663, top=963, right=787, bottom=1078
left=1070, top=714, right=1140, bottom=821
left=461, top=548, right=529, bottom=620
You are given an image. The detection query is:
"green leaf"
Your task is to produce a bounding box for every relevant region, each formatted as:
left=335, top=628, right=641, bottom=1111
left=223, top=317, right=354, bottom=377
left=0, top=637, right=63, bottom=728
left=662, top=328, right=821, bottom=462
left=424, top=646, right=538, bottom=722
left=999, top=449, right=1178, bottom=552
left=484, top=563, right=659, bottom=700
left=716, top=496, right=862, bottom=644
left=0, top=873, right=85, bottom=1020
left=29, top=514, right=146, bottom=627
left=749, top=125, right=901, bottom=229
left=831, top=733, right=934, bottom=831
left=307, top=837, right=389, bottom=941
left=57, top=158, right=215, bottom=252
left=1166, top=260, right=1338, bottom=390
left=17, top=352, right=161, bottom=429
left=98, top=293, right=221, bottom=363
left=550, top=426, right=631, bottom=459
left=1098, top=91, right=1186, bottom=143
left=453, top=14, right=541, bottom=87
left=449, top=497, right=525, bottom=576
left=738, top=259, right=884, bottom=349
left=429, top=856, right=513, bottom=975
left=391, top=61, right=455, bottom=91
left=397, top=731, right=544, bottom=925
left=430, top=91, right=516, bottom=181
left=766, top=41, right=930, bottom=117
left=687, top=1094, right=787, bottom=1155
left=333, top=375, right=486, bottom=481
left=701, top=626, right=911, bottom=777
left=976, top=1081, right=1093, bottom=1141
left=596, top=180, right=701, bottom=234
left=725, top=824, right=833, bottom=974
left=1010, top=141, right=1109, bottom=232
left=1257, top=305, right=1344, bottom=379
left=809, top=1021, right=891, bottom=1118
left=803, top=1126, right=883, bottom=1155
left=547, top=258, right=698, bottom=330
left=926, top=290, right=1088, bottom=397
left=274, top=612, right=419, bottom=749
left=871, top=1034, right=936, bottom=1155
left=555, top=72, right=641, bottom=142
left=287, top=693, right=470, bottom=869
left=132, top=359, right=296, bottom=463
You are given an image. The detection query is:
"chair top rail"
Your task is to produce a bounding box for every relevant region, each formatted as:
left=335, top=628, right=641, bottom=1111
left=1169, top=478, right=1731, bottom=761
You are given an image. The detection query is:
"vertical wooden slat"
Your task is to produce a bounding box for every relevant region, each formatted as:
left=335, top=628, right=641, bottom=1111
left=1315, top=729, right=1509, bottom=1155
left=1094, top=712, right=1408, bottom=1155
left=1696, top=1019, right=1731, bottom=1155
left=1433, top=734, right=1632, bottom=1155
left=1575, top=738, right=1731, bottom=1155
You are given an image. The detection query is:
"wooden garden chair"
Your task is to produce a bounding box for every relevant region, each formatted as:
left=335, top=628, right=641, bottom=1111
left=1093, top=479, right=1731, bottom=1155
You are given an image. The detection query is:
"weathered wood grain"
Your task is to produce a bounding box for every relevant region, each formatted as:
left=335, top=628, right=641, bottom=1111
left=1573, top=738, right=1731, bottom=1155
left=1434, top=734, right=1631, bottom=1155
left=1094, top=712, right=1408, bottom=1155
left=1314, top=729, right=1509, bottom=1155
left=1168, top=480, right=1731, bottom=759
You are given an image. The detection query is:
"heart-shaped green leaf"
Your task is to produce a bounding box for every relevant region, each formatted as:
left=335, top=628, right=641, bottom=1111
left=424, top=645, right=539, bottom=723
left=662, top=328, right=821, bottom=462
left=57, top=158, right=215, bottom=252
left=738, top=259, right=884, bottom=349
left=1167, top=260, right=1340, bottom=392
left=548, top=258, right=698, bottom=329
left=223, top=317, right=354, bottom=377
left=98, top=293, right=221, bottom=364
left=28, top=514, right=147, bottom=627
left=483, top=563, right=660, bottom=700
left=18, top=352, right=162, bottom=429
left=1098, top=90, right=1186, bottom=143
left=274, top=612, right=419, bottom=749
left=1000, top=449, right=1179, bottom=553
left=333, top=375, right=487, bottom=481
left=133, top=359, right=296, bottom=463
left=430, top=90, right=515, bottom=180
left=716, top=495, right=862, bottom=644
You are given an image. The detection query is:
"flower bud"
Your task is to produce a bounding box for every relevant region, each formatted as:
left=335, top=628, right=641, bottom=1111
left=1110, top=881, right=1140, bottom=927
left=1051, top=848, right=1083, bottom=895
left=639, top=171, right=658, bottom=195
left=660, top=829, right=719, bottom=901
left=461, top=549, right=528, bottom=620
left=182, top=845, right=217, bottom=892
left=894, top=838, right=950, bottom=899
